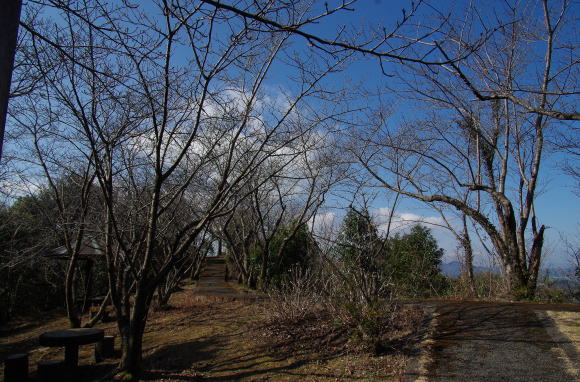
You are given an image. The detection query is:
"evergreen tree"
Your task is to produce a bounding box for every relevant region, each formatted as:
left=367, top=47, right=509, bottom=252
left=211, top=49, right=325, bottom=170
left=334, top=207, right=384, bottom=272
left=248, top=222, right=316, bottom=286
left=385, top=225, right=448, bottom=297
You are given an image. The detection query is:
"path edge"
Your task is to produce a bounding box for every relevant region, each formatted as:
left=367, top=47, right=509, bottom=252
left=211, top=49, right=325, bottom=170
left=400, top=303, right=438, bottom=382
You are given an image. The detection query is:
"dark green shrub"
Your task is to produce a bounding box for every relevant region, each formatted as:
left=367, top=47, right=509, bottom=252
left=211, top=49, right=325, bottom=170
left=336, top=299, right=398, bottom=354
left=384, top=225, right=448, bottom=298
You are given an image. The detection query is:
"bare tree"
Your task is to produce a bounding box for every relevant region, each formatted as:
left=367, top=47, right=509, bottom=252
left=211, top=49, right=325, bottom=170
left=432, top=0, right=579, bottom=121
left=6, top=92, right=100, bottom=327
left=551, top=122, right=580, bottom=195
left=200, top=0, right=487, bottom=68
left=13, top=1, right=358, bottom=379
left=431, top=202, right=478, bottom=297
left=216, top=109, right=343, bottom=289
left=353, top=0, right=578, bottom=298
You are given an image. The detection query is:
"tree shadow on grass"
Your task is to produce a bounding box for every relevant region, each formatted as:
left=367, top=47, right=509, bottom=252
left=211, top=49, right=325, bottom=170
left=140, top=333, right=350, bottom=381
left=139, top=301, right=429, bottom=381
left=142, top=340, right=344, bottom=381
left=143, top=337, right=218, bottom=375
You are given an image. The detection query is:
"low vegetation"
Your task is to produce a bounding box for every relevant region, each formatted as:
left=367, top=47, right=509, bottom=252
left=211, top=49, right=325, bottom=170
left=0, top=286, right=428, bottom=381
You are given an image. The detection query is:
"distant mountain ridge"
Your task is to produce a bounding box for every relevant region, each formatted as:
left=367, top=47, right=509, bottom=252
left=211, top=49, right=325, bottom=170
left=439, top=261, right=496, bottom=278
left=440, top=261, right=577, bottom=281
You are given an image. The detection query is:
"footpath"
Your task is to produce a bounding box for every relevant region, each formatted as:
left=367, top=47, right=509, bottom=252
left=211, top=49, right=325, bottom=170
left=405, top=300, right=580, bottom=382
left=192, top=256, right=260, bottom=303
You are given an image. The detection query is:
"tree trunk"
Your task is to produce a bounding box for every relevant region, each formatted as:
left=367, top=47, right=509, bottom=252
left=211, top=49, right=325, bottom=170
left=0, top=0, right=22, bottom=162
left=118, top=290, right=151, bottom=381
left=65, top=260, right=81, bottom=328
left=526, top=225, right=545, bottom=299
left=461, top=215, right=477, bottom=297
left=503, top=258, right=533, bottom=299
left=462, top=242, right=477, bottom=297
left=118, top=321, right=145, bottom=382
left=260, top=249, right=268, bottom=289
left=81, top=260, right=93, bottom=314
left=84, top=291, right=110, bottom=328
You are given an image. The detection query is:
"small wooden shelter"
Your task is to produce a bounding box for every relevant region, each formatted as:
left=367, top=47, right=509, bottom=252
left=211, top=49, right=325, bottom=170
left=43, top=237, right=105, bottom=312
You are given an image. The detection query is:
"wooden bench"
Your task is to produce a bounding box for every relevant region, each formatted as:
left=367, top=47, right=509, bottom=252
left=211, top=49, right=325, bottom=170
left=4, top=353, right=28, bottom=382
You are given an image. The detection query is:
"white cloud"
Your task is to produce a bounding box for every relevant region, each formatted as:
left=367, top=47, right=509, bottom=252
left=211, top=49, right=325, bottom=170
left=373, top=208, right=445, bottom=236
left=308, top=211, right=338, bottom=234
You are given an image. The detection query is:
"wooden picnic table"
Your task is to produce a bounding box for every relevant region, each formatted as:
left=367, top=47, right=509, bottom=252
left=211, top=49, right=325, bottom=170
left=39, top=328, right=104, bottom=368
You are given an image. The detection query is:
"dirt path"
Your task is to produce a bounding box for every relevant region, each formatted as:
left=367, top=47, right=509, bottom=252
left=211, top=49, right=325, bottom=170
left=409, top=302, right=580, bottom=382
left=193, top=256, right=260, bottom=302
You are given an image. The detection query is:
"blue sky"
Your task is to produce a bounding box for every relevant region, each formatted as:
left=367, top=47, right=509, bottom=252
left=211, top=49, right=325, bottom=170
left=15, top=0, right=579, bottom=268
left=278, top=0, right=580, bottom=267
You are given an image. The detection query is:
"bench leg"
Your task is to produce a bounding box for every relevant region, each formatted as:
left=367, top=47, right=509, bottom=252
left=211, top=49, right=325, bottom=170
left=64, top=344, right=79, bottom=368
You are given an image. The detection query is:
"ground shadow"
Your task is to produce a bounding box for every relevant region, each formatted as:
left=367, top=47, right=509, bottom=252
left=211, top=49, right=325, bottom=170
left=142, top=342, right=343, bottom=382
left=425, top=302, right=579, bottom=381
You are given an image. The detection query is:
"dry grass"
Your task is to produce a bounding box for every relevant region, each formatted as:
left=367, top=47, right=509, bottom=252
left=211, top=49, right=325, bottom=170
left=0, top=288, right=426, bottom=381
left=3, top=289, right=578, bottom=381
left=256, top=297, right=426, bottom=381
left=541, top=310, right=580, bottom=378
left=545, top=310, right=580, bottom=342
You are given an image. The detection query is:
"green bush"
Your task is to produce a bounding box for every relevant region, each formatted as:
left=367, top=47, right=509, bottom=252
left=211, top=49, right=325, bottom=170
left=248, top=222, right=316, bottom=288
left=535, top=286, right=569, bottom=303
left=333, top=208, right=448, bottom=298
left=336, top=299, right=398, bottom=354
left=383, top=225, right=448, bottom=298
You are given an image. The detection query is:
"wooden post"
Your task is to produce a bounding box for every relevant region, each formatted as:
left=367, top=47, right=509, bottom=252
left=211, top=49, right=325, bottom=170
left=4, top=353, right=28, bottom=382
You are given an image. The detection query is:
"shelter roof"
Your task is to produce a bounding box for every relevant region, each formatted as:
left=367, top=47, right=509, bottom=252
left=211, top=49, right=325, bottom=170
left=43, top=237, right=104, bottom=260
